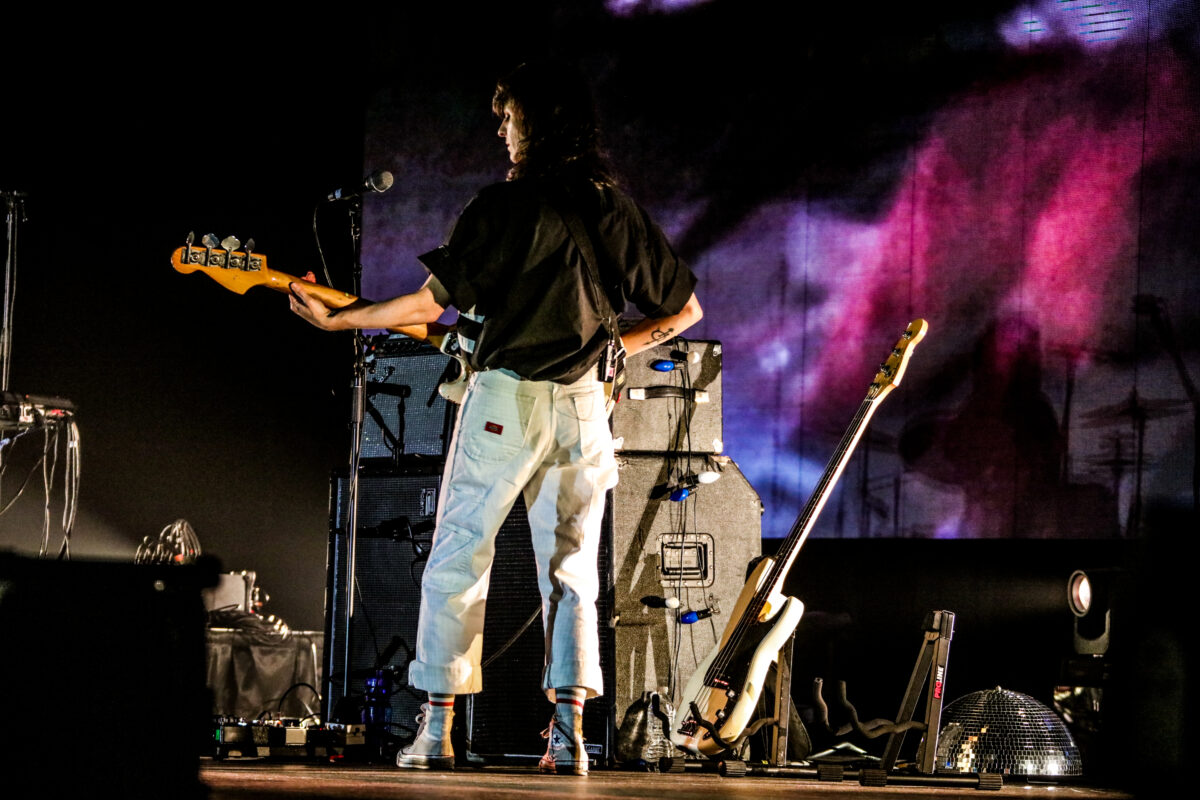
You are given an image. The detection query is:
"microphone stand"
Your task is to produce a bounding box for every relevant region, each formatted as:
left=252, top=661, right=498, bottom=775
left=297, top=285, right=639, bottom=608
left=339, top=194, right=368, bottom=707
left=2, top=190, right=28, bottom=393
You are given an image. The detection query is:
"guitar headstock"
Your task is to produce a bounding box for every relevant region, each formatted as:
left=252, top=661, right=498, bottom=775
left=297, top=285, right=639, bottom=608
left=868, top=319, right=929, bottom=400
left=170, top=232, right=270, bottom=295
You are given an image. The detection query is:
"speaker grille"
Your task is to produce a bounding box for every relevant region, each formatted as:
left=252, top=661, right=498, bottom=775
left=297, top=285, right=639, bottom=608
left=361, top=335, right=456, bottom=460
left=465, top=496, right=615, bottom=763
left=325, top=468, right=442, bottom=735
left=326, top=469, right=615, bottom=763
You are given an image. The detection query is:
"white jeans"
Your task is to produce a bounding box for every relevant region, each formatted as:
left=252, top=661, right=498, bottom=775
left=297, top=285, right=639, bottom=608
left=408, top=369, right=619, bottom=699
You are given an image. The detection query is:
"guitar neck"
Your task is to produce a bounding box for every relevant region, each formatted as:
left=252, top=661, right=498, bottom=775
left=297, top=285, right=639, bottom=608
left=765, top=396, right=883, bottom=592
left=699, top=396, right=885, bottom=693
left=171, top=240, right=451, bottom=344
left=262, top=268, right=359, bottom=307
left=762, top=320, right=926, bottom=596
left=708, top=320, right=927, bottom=684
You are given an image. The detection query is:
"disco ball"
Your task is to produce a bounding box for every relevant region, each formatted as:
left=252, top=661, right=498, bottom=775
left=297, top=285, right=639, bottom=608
left=935, top=687, right=1082, bottom=778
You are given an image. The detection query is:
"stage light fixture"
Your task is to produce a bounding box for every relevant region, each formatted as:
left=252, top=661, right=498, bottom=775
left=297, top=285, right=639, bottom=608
left=1067, top=569, right=1091, bottom=617
left=1068, top=568, right=1116, bottom=657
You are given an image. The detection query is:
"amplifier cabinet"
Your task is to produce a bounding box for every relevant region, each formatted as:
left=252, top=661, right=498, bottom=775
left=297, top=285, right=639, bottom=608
left=325, top=465, right=444, bottom=740
left=612, top=339, right=723, bottom=454
left=361, top=334, right=457, bottom=461
left=609, top=453, right=762, bottom=735
left=324, top=454, right=763, bottom=766
left=325, top=466, right=615, bottom=765
left=363, top=335, right=723, bottom=458
left=462, top=452, right=762, bottom=763
left=462, top=495, right=616, bottom=766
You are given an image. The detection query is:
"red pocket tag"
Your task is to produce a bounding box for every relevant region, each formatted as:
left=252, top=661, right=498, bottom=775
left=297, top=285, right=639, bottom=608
left=484, top=421, right=503, bottom=435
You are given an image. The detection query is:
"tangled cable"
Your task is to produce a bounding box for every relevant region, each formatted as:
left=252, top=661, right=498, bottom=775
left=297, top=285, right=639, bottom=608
left=135, top=518, right=202, bottom=565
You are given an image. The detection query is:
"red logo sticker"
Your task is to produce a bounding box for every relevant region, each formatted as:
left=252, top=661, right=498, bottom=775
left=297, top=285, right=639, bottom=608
left=484, top=421, right=503, bottom=435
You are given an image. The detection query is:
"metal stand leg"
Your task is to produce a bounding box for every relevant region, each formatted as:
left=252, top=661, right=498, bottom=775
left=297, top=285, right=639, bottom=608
left=769, top=631, right=796, bottom=767
left=710, top=631, right=798, bottom=777
left=879, top=609, right=955, bottom=774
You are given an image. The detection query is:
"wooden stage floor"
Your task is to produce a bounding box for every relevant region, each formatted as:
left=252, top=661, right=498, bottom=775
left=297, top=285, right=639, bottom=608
left=199, top=760, right=1135, bottom=800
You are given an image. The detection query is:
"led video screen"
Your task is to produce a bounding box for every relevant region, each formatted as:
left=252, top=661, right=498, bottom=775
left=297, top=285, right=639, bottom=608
left=359, top=1, right=1199, bottom=540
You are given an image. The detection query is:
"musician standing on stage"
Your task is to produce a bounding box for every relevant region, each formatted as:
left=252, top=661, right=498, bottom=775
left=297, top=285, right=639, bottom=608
left=290, top=61, right=702, bottom=776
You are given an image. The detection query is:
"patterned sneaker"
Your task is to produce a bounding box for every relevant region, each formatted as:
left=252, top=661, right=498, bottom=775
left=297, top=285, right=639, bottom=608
left=396, top=703, right=454, bottom=770
left=538, top=712, right=588, bottom=776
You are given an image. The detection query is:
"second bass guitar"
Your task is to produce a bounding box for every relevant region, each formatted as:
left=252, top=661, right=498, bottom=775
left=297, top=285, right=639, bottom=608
left=670, top=319, right=929, bottom=756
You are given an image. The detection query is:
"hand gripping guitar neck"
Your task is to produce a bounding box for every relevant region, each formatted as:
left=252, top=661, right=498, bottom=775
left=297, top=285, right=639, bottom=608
left=169, top=233, right=468, bottom=401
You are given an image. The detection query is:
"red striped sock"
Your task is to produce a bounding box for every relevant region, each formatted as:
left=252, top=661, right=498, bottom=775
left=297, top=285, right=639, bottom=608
left=428, top=693, right=455, bottom=709
left=422, top=693, right=455, bottom=740
left=555, top=686, right=586, bottom=716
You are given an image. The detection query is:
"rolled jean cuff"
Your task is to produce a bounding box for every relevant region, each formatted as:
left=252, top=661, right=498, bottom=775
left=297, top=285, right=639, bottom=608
left=542, top=659, right=604, bottom=700
left=409, top=658, right=483, bottom=695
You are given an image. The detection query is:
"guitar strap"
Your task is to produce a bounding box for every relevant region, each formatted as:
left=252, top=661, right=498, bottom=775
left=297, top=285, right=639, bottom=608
left=553, top=200, right=626, bottom=385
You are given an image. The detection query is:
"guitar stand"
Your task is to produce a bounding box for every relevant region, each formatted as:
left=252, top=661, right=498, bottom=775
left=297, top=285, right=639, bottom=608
left=877, top=608, right=955, bottom=775
left=715, top=609, right=999, bottom=790
left=813, top=609, right=999, bottom=790
left=661, top=631, right=799, bottom=776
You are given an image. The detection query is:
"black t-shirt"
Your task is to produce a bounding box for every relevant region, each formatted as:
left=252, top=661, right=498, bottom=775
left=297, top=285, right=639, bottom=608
left=419, top=179, right=696, bottom=383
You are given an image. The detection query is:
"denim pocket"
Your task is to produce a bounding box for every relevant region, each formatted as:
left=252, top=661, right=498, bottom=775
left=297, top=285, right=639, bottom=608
left=563, top=391, right=616, bottom=473
left=422, top=517, right=483, bottom=594
left=569, top=392, right=603, bottom=423
left=461, top=382, right=535, bottom=464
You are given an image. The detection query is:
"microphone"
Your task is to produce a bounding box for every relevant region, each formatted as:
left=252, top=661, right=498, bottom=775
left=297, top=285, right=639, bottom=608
left=650, top=349, right=701, bottom=372
left=325, top=169, right=394, bottom=202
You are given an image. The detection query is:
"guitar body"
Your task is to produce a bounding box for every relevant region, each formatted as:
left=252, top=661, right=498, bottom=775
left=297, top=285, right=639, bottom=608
left=671, top=558, right=805, bottom=756
left=437, top=373, right=468, bottom=404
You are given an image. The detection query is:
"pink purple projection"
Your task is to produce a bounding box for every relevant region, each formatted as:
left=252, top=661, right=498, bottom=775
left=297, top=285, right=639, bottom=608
left=361, top=2, right=1199, bottom=539
left=771, top=38, right=1200, bottom=540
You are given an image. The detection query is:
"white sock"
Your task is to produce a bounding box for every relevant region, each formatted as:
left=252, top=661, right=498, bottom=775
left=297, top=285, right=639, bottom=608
left=424, top=693, right=455, bottom=739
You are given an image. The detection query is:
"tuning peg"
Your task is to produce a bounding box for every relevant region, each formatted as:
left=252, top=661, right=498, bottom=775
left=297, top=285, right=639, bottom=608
left=201, top=233, right=220, bottom=248
left=241, top=238, right=257, bottom=271
left=185, top=231, right=195, bottom=245
left=220, top=235, right=241, bottom=253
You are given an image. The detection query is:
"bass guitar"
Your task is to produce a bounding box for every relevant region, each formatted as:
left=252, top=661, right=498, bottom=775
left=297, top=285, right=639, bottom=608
left=670, top=319, right=929, bottom=756
left=169, top=232, right=470, bottom=398
left=170, top=232, right=626, bottom=413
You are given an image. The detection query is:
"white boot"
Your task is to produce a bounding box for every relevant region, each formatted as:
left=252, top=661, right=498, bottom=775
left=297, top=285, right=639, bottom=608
left=396, top=703, right=454, bottom=770
left=538, top=710, right=587, bottom=776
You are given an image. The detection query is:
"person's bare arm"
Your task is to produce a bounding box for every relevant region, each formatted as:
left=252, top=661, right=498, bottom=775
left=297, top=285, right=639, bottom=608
left=289, top=273, right=449, bottom=331
left=620, top=292, right=703, bottom=356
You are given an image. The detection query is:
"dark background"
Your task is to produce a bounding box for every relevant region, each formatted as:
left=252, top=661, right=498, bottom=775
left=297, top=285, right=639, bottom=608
left=1, top=3, right=1195, bottom=779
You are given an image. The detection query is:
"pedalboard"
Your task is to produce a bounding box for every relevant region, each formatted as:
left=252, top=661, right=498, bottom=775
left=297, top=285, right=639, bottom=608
left=211, top=719, right=366, bottom=760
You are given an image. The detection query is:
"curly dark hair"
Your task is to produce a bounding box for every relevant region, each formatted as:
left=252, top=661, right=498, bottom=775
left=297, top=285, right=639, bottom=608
left=493, top=61, right=615, bottom=188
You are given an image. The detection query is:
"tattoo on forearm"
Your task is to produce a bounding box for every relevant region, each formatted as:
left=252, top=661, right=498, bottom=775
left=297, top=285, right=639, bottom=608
left=649, top=327, right=674, bottom=342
